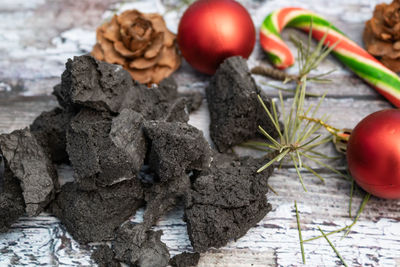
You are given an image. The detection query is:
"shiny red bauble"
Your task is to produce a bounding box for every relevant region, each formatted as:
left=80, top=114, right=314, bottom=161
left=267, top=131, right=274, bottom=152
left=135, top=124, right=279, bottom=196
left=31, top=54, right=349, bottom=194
left=177, top=0, right=256, bottom=74
left=347, top=109, right=400, bottom=199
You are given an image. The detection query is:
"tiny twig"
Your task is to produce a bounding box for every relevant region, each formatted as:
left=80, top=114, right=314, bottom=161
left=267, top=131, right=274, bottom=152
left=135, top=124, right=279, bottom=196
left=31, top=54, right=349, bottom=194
left=251, top=66, right=299, bottom=82
left=295, top=201, right=306, bottom=264
left=318, top=227, right=349, bottom=267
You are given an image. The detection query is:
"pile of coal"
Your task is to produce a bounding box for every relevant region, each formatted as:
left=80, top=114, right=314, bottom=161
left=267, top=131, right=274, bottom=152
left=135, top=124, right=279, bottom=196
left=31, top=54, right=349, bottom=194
left=0, top=55, right=276, bottom=267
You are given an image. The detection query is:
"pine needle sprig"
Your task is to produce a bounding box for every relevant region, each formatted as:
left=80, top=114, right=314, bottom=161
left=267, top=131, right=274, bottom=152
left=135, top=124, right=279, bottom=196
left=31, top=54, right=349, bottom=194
left=251, top=30, right=344, bottom=190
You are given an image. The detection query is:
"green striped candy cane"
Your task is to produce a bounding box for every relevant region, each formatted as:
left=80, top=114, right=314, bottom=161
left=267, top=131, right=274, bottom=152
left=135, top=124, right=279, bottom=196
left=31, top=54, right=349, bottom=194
left=260, top=7, right=400, bottom=107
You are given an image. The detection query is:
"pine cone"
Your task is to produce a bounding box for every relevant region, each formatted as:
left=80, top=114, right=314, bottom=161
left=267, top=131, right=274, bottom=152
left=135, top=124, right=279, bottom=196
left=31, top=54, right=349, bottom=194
left=91, top=10, right=181, bottom=84
left=364, top=0, right=400, bottom=72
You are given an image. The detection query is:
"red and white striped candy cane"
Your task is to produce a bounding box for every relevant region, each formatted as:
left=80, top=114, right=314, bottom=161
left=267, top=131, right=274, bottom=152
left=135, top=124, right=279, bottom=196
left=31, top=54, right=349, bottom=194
left=260, top=7, right=400, bottom=107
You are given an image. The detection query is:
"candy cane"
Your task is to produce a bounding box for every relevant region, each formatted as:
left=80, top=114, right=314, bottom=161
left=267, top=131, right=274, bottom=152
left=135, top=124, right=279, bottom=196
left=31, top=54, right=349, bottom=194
left=260, top=7, right=400, bottom=108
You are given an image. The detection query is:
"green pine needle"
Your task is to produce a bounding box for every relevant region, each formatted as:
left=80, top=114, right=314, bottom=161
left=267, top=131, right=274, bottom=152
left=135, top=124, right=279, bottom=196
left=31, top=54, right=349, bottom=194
left=318, top=227, right=349, bottom=267
left=295, top=201, right=306, bottom=264
left=343, top=193, right=371, bottom=237
left=302, top=193, right=371, bottom=243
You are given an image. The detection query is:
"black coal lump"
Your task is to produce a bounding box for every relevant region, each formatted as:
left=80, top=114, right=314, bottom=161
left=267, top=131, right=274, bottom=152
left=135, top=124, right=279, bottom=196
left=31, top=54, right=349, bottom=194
left=0, top=162, right=25, bottom=233
left=206, top=56, right=276, bottom=152
left=57, top=54, right=141, bottom=113
left=110, top=108, right=147, bottom=173
left=164, top=97, right=190, bottom=123
left=143, top=121, right=212, bottom=182
left=169, top=252, right=200, bottom=267
left=51, top=179, right=144, bottom=243
left=185, top=156, right=273, bottom=252
left=113, top=222, right=170, bottom=267
left=30, top=107, right=74, bottom=164
left=0, top=129, right=57, bottom=216
left=135, top=77, right=179, bottom=121
left=141, top=173, right=191, bottom=228
left=91, top=245, right=120, bottom=267
left=55, top=55, right=192, bottom=122
left=178, top=91, right=204, bottom=113
left=66, top=108, right=146, bottom=190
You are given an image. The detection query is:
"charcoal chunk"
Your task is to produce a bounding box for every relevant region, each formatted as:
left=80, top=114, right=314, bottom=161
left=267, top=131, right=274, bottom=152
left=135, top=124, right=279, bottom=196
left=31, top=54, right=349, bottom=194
left=0, top=163, right=25, bottom=233
left=143, top=121, right=211, bottom=182
left=164, top=98, right=190, bottom=123
left=113, top=222, right=170, bottom=267
left=178, top=92, right=203, bottom=113
left=56, top=55, right=182, bottom=119
left=185, top=156, right=273, bottom=252
left=142, top=173, right=191, bottom=228
left=66, top=108, right=146, bottom=190
left=51, top=179, right=144, bottom=243
left=91, top=245, right=120, bottom=267
left=110, top=109, right=147, bottom=172
left=0, top=155, right=4, bottom=192
left=169, top=252, right=200, bottom=267
left=58, top=55, right=140, bottom=113
left=135, top=78, right=178, bottom=120
left=0, top=129, right=57, bottom=216
left=30, top=107, right=74, bottom=164
left=158, top=76, right=179, bottom=100
left=206, top=56, right=276, bottom=152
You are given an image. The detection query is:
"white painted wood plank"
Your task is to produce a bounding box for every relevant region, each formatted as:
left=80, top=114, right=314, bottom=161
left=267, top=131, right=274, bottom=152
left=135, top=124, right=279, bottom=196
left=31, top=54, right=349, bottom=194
left=0, top=0, right=400, bottom=266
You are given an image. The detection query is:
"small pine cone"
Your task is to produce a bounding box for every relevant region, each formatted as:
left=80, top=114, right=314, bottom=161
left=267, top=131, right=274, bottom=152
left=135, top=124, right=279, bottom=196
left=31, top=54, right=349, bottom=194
left=364, top=0, right=400, bottom=72
left=91, top=10, right=181, bottom=84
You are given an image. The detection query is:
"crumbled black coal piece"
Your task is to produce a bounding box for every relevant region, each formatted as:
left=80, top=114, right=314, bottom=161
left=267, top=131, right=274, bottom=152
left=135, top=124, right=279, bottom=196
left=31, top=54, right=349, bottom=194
left=164, top=98, right=190, bottom=123
left=113, top=222, right=170, bottom=267
left=142, top=174, right=190, bottom=228
left=0, top=129, right=57, bottom=216
left=57, top=55, right=184, bottom=120
left=136, top=79, right=178, bottom=121
left=158, top=76, right=179, bottom=99
left=53, top=84, right=79, bottom=112
left=66, top=108, right=146, bottom=190
left=51, top=179, right=144, bottom=243
left=30, top=107, right=74, bottom=164
left=178, top=92, right=203, bottom=113
left=143, top=121, right=211, bottom=183
left=0, top=155, right=4, bottom=192
left=185, top=156, right=273, bottom=252
left=91, top=245, right=120, bottom=267
left=0, top=165, right=25, bottom=233
left=58, top=55, right=140, bottom=113
left=110, top=109, right=147, bottom=173
left=206, top=56, right=276, bottom=152
left=169, top=252, right=200, bottom=267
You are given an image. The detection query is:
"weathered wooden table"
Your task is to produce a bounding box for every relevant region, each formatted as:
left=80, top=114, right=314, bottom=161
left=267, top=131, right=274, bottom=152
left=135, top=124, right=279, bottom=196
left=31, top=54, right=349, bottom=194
left=0, top=0, right=399, bottom=266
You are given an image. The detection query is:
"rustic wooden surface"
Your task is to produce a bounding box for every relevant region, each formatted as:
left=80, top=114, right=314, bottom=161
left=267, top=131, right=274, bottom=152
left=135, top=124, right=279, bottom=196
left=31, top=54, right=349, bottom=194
left=1, top=0, right=399, bottom=266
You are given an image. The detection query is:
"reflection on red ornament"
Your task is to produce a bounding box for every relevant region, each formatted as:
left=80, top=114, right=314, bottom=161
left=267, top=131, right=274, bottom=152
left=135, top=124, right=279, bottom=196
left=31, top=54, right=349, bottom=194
left=347, top=109, right=400, bottom=199
left=177, top=0, right=256, bottom=74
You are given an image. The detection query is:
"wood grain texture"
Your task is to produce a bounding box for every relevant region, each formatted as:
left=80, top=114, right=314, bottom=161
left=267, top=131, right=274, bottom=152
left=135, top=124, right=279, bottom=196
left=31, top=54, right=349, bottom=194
left=0, top=0, right=400, bottom=266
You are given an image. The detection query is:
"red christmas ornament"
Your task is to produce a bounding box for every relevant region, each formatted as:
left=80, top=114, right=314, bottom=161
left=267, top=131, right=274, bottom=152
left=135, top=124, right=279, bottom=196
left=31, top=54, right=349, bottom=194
left=347, top=109, right=400, bottom=199
left=177, top=0, right=256, bottom=74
